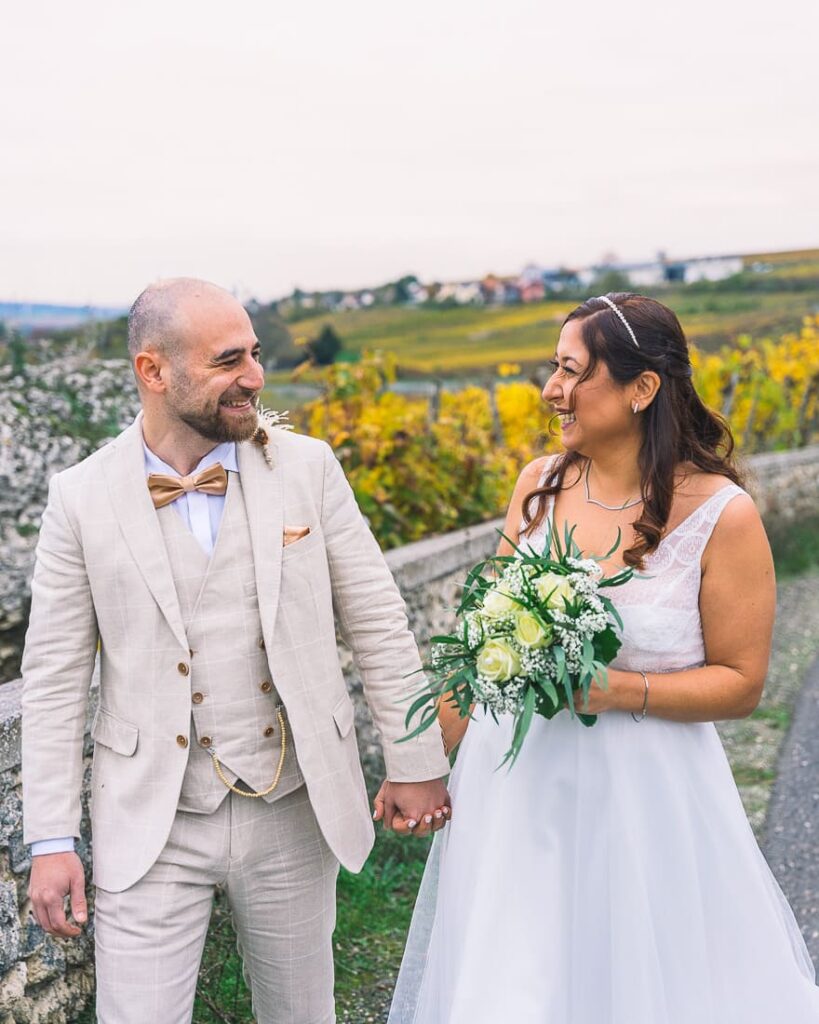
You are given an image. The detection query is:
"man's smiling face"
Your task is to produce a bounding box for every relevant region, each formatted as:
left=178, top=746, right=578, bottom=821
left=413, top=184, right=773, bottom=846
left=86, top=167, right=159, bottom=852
left=163, top=292, right=266, bottom=444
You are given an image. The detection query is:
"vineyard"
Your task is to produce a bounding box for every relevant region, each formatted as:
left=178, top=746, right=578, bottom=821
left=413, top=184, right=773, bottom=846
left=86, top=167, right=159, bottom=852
left=278, top=284, right=819, bottom=377
left=292, top=316, right=819, bottom=549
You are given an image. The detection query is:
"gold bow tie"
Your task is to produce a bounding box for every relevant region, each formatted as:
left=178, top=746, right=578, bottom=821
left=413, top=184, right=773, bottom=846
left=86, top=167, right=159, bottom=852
left=147, top=462, right=228, bottom=509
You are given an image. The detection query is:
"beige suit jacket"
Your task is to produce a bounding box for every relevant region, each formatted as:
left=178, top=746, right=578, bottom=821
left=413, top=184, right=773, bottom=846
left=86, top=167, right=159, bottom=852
left=21, top=415, right=449, bottom=891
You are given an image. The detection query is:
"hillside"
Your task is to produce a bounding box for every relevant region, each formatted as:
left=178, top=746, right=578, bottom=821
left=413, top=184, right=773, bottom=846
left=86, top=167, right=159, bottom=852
left=282, top=285, right=819, bottom=377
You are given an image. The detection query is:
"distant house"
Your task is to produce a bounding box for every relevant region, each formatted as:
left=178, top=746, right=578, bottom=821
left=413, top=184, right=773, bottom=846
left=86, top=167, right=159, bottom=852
left=480, top=275, right=524, bottom=304
left=518, top=278, right=545, bottom=303
left=480, top=275, right=506, bottom=305
left=406, top=281, right=429, bottom=304
left=436, top=281, right=483, bottom=305
left=519, top=263, right=547, bottom=287
left=577, top=252, right=744, bottom=290
left=679, top=255, right=743, bottom=283
left=580, top=261, right=667, bottom=288
left=541, top=268, right=581, bottom=293
left=501, top=279, right=522, bottom=304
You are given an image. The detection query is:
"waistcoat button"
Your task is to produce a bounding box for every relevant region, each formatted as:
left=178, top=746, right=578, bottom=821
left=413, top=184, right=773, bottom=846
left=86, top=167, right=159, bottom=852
left=199, top=736, right=212, bottom=748
left=177, top=662, right=190, bottom=676
left=192, top=692, right=204, bottom=704
left=260, top=681, right=272, bottom=693
left=176, top=735, right=188, bottom=748
left=258, top=637, right=266, bottom=650
left=263, top=726, right=274, bottom=737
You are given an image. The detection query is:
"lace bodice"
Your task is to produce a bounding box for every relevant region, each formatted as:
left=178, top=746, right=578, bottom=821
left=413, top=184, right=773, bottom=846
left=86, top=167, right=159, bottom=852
left=520, top=482, right=747, bottom=674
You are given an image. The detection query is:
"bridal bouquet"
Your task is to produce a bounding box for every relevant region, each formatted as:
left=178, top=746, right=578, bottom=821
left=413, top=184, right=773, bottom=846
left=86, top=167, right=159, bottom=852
left=402, top=525, right=633, bottom=767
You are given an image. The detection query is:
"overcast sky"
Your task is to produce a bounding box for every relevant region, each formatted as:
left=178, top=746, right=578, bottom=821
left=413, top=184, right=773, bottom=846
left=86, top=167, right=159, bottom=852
left=2, top=0, right=818, bottom=305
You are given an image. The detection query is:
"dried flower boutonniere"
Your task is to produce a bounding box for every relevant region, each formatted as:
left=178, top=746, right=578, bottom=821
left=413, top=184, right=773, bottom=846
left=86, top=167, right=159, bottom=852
left=252, top=404, right=293, bottom=469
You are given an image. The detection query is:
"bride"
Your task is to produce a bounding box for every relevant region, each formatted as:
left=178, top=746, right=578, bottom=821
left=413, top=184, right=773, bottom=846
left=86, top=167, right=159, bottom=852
left=381, top=293, right=819, bottom=1022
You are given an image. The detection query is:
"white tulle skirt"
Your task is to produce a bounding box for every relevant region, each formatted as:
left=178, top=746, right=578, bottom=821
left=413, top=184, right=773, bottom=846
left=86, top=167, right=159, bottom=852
left=388, top=708, right=819, bottom=1024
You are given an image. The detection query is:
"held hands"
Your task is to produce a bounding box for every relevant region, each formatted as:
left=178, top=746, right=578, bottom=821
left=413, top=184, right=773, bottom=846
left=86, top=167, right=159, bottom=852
left=29, top=852, right=87, bottom=938
left=372, top=778, right=451, bottom=837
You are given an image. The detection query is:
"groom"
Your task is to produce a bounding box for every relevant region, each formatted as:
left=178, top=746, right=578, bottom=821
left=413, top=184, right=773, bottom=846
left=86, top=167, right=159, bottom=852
left=21, top=278, right=451, bottom=1023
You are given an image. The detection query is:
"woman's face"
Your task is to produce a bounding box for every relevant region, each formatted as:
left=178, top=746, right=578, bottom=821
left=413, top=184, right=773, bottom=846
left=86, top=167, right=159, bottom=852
left=542, top=319, right=635, bottom=454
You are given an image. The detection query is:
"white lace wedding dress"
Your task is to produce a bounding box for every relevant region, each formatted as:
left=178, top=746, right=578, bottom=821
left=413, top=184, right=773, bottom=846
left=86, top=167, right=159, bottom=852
left=388, top=483, right=819, bottom=1023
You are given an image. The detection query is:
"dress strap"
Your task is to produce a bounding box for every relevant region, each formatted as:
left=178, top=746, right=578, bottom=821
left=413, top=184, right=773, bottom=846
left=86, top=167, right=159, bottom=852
left=664, top=483, right=749, bottom=566
left=699, top=482, right=748, bottom=540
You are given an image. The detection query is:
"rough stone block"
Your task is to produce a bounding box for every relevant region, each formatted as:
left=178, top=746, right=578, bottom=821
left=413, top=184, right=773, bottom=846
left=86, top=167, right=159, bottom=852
left=0, top=787, right=21, bottom=847
left=15, top=967, right=94, bottom=1024
left=0, top=883, right=20, bottom=975
left=61, top=929, right=93, bottom=967
left=8, top=833, right=30, bottom=877
left=20, top=914, right=45, bottom=959
left=0, top=962, right=25, bottom=1013
left=23, top=938, right=65, bottom=987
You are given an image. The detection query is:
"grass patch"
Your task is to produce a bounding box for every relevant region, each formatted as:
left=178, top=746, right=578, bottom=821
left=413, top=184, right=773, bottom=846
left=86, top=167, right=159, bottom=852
left=768, top=516, right=819, bottom=578
left=750, top=705, right=793, bottom=731
left=731, top=765, right=777, bottom=787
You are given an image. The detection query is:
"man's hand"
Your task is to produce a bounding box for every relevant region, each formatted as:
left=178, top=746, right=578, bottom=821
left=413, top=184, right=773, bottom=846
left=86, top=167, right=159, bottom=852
left=29, top=852, right=87, bottom=938
left=372, top=779, right=451, bottom=837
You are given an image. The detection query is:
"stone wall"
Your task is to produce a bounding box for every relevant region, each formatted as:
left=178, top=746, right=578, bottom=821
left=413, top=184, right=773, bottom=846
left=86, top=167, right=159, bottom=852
left=0, top=444, right=817, bottom=1020
left=0, top=681, right=97, bottom=1023
left=741, top=444, right=819, bottom=525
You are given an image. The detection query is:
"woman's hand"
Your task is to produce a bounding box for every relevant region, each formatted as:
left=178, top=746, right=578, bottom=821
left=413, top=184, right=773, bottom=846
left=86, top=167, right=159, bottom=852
left=372, top=779, right=451, bottom=837
left=573, top=668, right=626, bottom=715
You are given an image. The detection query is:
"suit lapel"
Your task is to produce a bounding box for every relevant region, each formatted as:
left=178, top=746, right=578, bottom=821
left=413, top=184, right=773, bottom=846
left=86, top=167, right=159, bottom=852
left=237, top=438, right=284, bottom=646
left=102, top=414, right=188, bottom=651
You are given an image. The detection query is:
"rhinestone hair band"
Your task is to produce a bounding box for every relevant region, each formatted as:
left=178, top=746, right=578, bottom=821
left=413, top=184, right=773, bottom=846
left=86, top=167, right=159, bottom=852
left=596, top=295, right=640, bottom=349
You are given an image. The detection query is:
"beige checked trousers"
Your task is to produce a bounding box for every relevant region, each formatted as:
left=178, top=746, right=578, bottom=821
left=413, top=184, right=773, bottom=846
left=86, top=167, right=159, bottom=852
left=93, top=784, right=339, bottom=1024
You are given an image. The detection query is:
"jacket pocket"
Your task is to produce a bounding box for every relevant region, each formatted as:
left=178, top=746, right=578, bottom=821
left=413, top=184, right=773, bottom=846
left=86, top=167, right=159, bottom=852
left=91, top=707, right=139, bottom=756
left=282, top=524, right=323, bottom=561
left=332, top=694, right=356, bottom=739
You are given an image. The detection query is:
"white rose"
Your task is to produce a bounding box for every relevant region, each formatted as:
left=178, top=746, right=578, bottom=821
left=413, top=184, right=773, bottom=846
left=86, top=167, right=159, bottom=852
left=481, top=586, right=519, bottom=618
left=514, top=611, right=553, bottom=649
left=476, top=638, right=521, bottom=683
left=534, top=572, right=575, bottom=610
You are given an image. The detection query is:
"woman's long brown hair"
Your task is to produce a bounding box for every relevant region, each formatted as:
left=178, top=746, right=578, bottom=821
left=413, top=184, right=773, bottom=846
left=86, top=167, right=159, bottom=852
left=521, top=293, right=742, bottom=568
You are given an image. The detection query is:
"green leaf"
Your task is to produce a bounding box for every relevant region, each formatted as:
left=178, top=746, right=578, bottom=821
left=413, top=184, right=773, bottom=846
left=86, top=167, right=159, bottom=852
left=540, top=678, right=560, bottom=708
left=500, top=686, right=537, bottom=768
left=598, top=595, right=624, bottom=631
left=581, top=636, right=594, bottom=673
left=599, top=527, right=623, bottom=561
left=593, top=626, right=621, bottom=664
left=397, top=704, right=440, bottom=742
left=598, top=566, right=634, bottom=589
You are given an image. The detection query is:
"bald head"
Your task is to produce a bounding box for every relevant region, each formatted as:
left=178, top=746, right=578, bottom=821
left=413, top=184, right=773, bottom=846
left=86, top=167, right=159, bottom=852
left=127, top=278, right=241, bottom=362
left=128, top=277, right=264, bottom=449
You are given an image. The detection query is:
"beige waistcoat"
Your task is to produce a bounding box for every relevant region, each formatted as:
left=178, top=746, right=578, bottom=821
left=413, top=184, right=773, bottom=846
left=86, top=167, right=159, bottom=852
left=157, top=474, right=303, bottom=814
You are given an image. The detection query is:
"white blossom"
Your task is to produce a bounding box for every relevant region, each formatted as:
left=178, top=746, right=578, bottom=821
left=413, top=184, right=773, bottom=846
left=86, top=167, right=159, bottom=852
left=0, top=348, right=139, bottom=639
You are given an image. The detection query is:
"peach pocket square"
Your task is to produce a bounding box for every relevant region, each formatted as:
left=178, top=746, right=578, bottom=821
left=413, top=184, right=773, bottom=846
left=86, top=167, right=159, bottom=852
left=283, top=525, right=311, bottom=548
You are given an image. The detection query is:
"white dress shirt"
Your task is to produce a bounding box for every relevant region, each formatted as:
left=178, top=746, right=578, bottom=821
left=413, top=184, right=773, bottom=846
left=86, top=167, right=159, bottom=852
left=31, top=440, right=239, bottom=856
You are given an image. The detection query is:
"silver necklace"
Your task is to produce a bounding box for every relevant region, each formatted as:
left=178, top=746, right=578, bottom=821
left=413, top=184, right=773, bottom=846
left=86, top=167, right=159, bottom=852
left=584, top=461, right=642, bottom=511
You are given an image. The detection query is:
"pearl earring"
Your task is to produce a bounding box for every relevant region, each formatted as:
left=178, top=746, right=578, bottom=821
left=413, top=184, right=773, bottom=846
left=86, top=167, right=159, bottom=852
left=632, top=402, right=639, bottom=414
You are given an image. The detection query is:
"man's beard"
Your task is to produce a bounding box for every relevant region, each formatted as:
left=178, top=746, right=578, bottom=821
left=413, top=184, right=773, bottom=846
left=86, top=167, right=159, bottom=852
left=177, top=401, right=259, bottom=443
left=168, top=372, right=259, bottom=443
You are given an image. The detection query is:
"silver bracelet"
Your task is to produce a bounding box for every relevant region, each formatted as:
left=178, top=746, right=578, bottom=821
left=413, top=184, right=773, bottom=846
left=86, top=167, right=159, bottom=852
left=631, top=671, right=649, bottom=723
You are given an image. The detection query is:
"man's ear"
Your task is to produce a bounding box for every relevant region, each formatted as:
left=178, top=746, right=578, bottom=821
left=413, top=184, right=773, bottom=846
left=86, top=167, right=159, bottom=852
left=133, top=349, right=166, bottom=394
